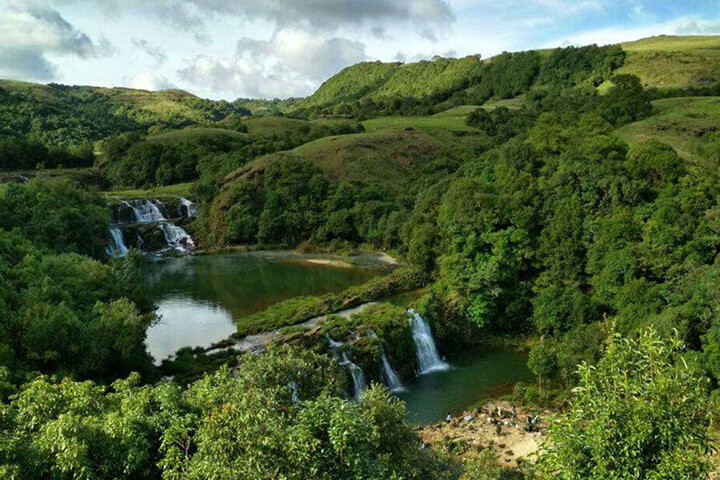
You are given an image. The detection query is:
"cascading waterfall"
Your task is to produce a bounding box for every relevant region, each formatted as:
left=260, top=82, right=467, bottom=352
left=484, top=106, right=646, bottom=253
left=179, top=197, right=198, bottom=218
left=159, top=223, right=195, bottom=253
left=380, top=352, right=404, bottom=392
left=368, top=331, right=404, bottom=391
left=128, top=199, right=166, bottom=223
left=106, top=227, right=129, bottom=258
left=107, top=198, right=197, bottom=257
left=408, top=308, right=449, bottom=374
left=327, top=337, right=366, bottom=400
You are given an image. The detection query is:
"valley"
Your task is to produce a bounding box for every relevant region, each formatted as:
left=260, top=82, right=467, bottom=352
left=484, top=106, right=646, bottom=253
left=2, top=32, right=720, bottom=479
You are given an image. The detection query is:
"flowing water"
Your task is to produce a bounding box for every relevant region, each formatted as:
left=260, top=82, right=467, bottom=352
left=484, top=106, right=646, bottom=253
left=398, top=347, right=533, bottom=425
left=380, top=352, right=404, bottom=392
left=179, top=197, right=198, bottom=218
left=107, top=227, right=129, bottom=258
left=144, top=253, right=378, bottom=361
left=408, top=309, right=449, bottom=374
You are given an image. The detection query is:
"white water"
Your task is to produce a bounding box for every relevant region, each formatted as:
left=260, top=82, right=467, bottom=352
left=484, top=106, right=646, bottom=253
left=408, top=309, right=449, bottom=374
left=327, top=338, right=366, bottom=400
left=179, top=197, right=198, bottom=218
left=159, top=223, right=195, bottom=253
left=380, top=352, right=405, bottom=392
left=106, top=227, right=129, bottom=258
left=342, top=352, right=366, bottom=400
left=367, top=331, right=404, bottom=391
left=126, top=199, right=166, bottom=223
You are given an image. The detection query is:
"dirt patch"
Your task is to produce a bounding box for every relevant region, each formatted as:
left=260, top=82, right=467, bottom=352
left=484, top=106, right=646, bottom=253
left=417, top=400, right=549, bottom=468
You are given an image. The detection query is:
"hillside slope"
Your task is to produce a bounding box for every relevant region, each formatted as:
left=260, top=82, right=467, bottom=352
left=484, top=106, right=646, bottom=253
left=0, top=80, right=249, bottom=146
left=224, top=126, right=489, bottom=194
left=299, top=35, right=720, bottom=114
left=617, top=35, right=720, bottom=89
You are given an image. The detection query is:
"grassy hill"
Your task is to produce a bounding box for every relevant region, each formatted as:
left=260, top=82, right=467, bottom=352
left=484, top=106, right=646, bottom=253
left=299, top=35, right=720, bottom=114
left=616, top=35, right=720, bottom=89
left=146, top=127, right=251, bottom=144
left=616, top=96, right=720, bottom=163
left=0, top=79, right=249, bottom=146
left=225, top=125, right=489, bottom=194
left=302, top=61, right=401, bottom=108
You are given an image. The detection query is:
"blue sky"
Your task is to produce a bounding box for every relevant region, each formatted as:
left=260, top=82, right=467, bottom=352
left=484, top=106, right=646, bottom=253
left=1, top=0, right=719, bottom=100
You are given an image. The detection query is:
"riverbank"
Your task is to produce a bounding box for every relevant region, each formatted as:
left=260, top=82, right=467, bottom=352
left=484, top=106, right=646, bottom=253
left=419, top=400, right=549, bottom=469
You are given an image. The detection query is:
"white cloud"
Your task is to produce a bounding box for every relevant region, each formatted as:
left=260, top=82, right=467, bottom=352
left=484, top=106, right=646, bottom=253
left=178, top=29, right=367, bottom=98
left=132, top=39, right=168, bottom=64
left=0, top=3, right=112, bottom=80
left=53, top=0, right=454, bottom=44
left=127, top=72, right=176, bottom=91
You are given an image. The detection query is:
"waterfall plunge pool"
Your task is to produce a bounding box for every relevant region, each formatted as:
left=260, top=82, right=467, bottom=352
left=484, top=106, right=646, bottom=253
left=398, top=347, right=533, bottom=425
left=145, top=252, right=380, bottom=362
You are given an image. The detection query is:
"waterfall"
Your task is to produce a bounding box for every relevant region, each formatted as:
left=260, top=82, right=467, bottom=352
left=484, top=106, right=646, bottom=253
left=342, top=352, right=366, bottom=400
left=179, top=197, right=198, bottom=218
left=106, top=227, right=129, bottom=258
left=368, top=331, right=404, bottom=391
left=327, top=337, right=366, bottom=400
left=130, top=199, right=166, bottom=223
left=159, top=223, right=195, bottom=253
left=408, top=309, right=449, bottom=374
left=380, top=352, right=404, bottom=392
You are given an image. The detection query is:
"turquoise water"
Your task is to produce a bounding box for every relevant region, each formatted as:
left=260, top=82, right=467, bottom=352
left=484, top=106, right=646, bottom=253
left=398, top=347, right=532, bottom=425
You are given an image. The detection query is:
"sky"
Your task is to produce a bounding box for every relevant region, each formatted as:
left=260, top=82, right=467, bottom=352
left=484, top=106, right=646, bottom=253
left=1, top=0, right=720, bottom=100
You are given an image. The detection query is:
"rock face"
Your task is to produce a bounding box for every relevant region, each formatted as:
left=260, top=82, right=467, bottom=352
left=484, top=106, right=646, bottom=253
left=416, top=400, right=548, bottom=469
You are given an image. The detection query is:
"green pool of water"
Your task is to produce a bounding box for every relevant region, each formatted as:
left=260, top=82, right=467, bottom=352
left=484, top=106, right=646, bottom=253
left=397, top=347, right=532, bottom=425
left=145, top=252, right=379, bottom=361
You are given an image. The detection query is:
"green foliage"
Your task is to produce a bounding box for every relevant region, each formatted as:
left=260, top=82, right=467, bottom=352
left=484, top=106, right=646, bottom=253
left=0, top=346, right=451, bottom=479
left=0, top=228, right=153, bottom=382
left=538, top=44, right=625, bottom=88
left=0, top=178, right=109, bottom=258
left=600, top=74, right=653, bottom=125
left=0, top=80, right=250, bottom=146
left=538, top=328, right=712, bottom=479
left=0, top=135, right=94, bottom=170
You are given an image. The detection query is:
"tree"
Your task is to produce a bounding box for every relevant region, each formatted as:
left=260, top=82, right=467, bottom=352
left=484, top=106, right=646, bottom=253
left=538, top=328, right=712, bottom=480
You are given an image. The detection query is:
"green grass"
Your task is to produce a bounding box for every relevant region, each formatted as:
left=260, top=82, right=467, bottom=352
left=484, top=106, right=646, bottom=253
left=362, top=115, right=478, bottom=133
left=146, top=127, right=250, bottom=144
left=243, top=116, right=356, bottom=137
left=302, top=61, right=400, bottom=108
left=615, top=96, right=720, bottom=163
left=244, top=116, right=310, bottom=137
left=432, top=105, right=481, bottom=118
left=610, top=35, right=720, bottom=90
left=104, top=182, right=194, bottom=199
left=231, top=126, right=488, bottom=193
left=481, top=95, right=527, bottom=110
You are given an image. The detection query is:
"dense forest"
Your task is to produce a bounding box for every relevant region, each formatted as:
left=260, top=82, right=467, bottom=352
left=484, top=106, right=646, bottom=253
left=2, top=36, right=720, bottom=478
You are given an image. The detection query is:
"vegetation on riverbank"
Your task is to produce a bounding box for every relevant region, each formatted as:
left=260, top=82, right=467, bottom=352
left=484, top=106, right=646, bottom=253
left=3, top=33, right=720, bottom=478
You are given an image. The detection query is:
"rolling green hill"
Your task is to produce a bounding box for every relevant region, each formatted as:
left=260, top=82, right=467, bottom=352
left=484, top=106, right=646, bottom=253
left=616, top=35, right=720, bottom=89
left=0, top=79, right=249, bottom=146
left=298, top=35, right=720, bottom=115
left=225, top=126, right=489, bottom=193
left=616, top=96, right=720, bottom=163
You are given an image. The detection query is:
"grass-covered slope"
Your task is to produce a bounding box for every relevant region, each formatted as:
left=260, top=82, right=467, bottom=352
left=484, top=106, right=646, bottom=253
left=612, top=36, right=720, bottom=89
left=301, top=35, right=720, bottom=114
left=616, top=96, right=720, bottom=162
left=0, top=79, right=248, bottom=146
left=227, top=129, right=463, bottom=192
left=302, top=61, right=401, bottom=108
left=371, top=56, right=482, bottom=99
